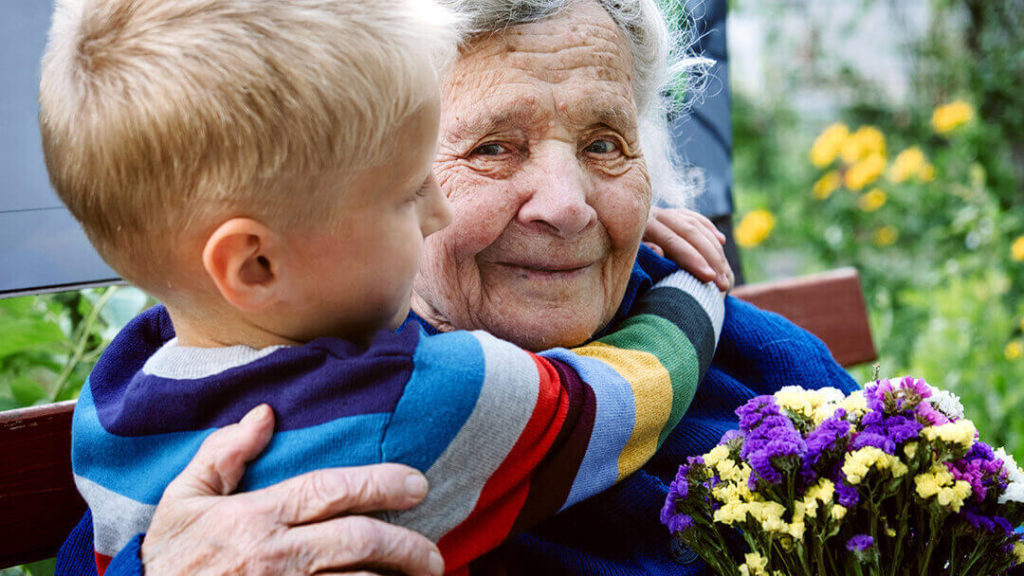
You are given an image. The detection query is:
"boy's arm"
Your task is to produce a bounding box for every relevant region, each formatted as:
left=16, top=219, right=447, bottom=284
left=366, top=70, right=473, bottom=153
left=384, top=270, right=723, bottom=571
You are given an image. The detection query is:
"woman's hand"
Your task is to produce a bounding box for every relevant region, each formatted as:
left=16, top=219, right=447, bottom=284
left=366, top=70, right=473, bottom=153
left=643, top=207, right=734, bottom=291
left=142, top=405, right=444, bottom=576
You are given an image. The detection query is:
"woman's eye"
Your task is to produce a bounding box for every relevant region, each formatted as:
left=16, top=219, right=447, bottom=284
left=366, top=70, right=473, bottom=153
left=472, top=143, right=507, bottom=156
left=584, top=138, right=620, bottom=155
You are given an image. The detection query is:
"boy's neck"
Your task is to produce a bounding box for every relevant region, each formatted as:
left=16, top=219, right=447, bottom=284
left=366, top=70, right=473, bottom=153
left=165, top=305, right=304, bottom=349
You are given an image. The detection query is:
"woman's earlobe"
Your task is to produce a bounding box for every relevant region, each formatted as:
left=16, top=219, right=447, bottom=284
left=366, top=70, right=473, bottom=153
left=202, top=218, right=280, bottom=311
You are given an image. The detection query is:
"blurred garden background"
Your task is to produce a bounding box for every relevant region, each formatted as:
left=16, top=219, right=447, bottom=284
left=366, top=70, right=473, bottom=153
left=1, top=1, right=1022, bottom=573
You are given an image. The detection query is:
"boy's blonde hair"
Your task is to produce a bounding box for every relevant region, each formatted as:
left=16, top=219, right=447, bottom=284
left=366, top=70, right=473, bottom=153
left=40, top=0, right=457, bottom=288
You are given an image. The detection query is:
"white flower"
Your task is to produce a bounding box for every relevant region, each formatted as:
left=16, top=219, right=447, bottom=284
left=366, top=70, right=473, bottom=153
left=995, top=448, right=1024, bottom=504
left=926, top=389, right=965, bottom=420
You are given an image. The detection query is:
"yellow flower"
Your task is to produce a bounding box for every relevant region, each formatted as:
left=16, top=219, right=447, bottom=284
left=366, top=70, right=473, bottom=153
left=1014, top=542, right=1024, bottom=564
left=810, top=123, right=850, bottom=168
left=922, top=420, right=977, bottom=448
left=813, top=170, right=842, bottom=199
left=932, top=100, right=974, bottom=134
left=858, top=188, right=887, bottom=212
left=704, top=445, right=730, bottom=467
left=845, top=154, right=887, bottom=190
left=842, top=446, right=908, bottom=484
left=830, top=504, right=847, bottom=521
left=841, top=126, right=886, bottom=163
left=1006, top=341, right=1023, bottom=362
left=736, top=210, right=776, bottom=248
left=914, top=463, right=970, bottom=511
left=873, top=226, right=898, bottom=247
left=904, top=442, right=918, bottom=459
left=888, top=147, right=931, bottom=183
left=1012, top=235, right=1024, bottom=262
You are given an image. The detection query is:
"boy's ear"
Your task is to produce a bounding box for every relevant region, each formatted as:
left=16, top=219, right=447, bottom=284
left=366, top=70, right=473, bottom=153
left=202, top=218, right=282, bottom=312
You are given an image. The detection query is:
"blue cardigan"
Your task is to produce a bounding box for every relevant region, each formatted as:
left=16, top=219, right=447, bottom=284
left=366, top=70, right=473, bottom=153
left=57, top=247, right=859, bottom=575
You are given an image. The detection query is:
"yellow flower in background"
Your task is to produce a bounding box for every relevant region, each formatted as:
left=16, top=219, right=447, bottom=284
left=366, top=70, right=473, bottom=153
left=858, top=188, right=887, bottom=212
left=888, top=147, right=931, bottom=183
left=1012, top=235, right=1024, bottom=261
left=845, top=154, right=887, bottom=190
left=840, top=126, right=886, bottom=163
left=1007, top=341, right=1023, bottom=362
left=810, top=123, right=850, bottom=168
left=932, top=100, right=974, bottom=134
left=813, top=171, right=841, bottom=199
left=736, top=210, right=776, bottom=248
left=873, top=226, right=898, bottom=247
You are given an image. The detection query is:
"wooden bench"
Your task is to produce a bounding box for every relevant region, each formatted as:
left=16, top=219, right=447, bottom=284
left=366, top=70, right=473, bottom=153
left=0, top=267, right=876, bottom=569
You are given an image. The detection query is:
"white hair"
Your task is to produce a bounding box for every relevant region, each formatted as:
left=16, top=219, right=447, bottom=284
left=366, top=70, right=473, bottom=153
left=437, top=0, right=710, bottom=207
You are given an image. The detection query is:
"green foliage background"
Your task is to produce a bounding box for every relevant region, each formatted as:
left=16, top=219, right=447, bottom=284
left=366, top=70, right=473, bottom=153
left=728, top=0, right=1024, bottom=462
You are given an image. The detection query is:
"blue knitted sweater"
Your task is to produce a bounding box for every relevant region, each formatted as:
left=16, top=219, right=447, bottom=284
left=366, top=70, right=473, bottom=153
left=57, top=247, right=859, bottom=575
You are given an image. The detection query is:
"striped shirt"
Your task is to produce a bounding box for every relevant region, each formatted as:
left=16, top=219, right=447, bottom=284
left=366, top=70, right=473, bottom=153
left=72, top=271, right=723, bottom=574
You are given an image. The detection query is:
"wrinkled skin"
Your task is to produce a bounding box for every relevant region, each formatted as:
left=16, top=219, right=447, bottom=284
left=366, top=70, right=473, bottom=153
left=412, top=0, right=652, bottom=350
left=141, top=406, right=444, bottom=576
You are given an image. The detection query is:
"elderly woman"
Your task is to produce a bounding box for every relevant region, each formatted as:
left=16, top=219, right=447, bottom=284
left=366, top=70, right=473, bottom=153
left=57, top=1, right=856, bottom=575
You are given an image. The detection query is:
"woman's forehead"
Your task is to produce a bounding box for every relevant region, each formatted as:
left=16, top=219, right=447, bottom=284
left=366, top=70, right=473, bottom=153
left=441, top=1, right=637, bottom=137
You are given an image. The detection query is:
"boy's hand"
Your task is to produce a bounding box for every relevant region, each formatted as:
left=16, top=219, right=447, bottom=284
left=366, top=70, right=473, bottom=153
left=142, top=405, right=443, bottom=576
left=643, top=207, right=734, bottom=291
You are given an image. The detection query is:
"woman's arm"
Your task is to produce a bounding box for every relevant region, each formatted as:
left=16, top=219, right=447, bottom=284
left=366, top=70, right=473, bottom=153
left=65, top=405, right=444, bottom=576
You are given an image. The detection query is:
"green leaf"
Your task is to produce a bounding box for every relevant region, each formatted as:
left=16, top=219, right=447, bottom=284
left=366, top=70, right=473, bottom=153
left=9, top=377, right=48, bottom=407
left=0, top=301, right=68, bottom=359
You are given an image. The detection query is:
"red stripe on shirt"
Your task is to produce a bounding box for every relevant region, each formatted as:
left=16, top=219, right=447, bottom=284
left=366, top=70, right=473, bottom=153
left=437, top=353, right=570, bottom=571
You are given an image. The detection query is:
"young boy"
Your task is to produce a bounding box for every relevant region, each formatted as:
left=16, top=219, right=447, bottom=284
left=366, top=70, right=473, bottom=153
left=39, top=0, right=724, bottom=573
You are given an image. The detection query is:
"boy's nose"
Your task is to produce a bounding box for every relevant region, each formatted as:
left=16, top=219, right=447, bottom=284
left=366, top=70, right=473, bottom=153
left=421, top=175, right=451, bottom=236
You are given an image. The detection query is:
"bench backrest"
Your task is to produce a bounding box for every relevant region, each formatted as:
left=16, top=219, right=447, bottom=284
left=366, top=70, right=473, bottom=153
left=0, top=268, right=876, bottom=568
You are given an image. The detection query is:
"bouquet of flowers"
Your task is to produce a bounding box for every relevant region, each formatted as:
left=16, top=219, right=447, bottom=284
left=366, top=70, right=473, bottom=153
left=661, top=377, right=1024, bottom=575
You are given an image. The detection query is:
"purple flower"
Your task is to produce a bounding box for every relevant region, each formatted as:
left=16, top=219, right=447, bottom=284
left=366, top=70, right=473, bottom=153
left=802, top=410, right=851, bottom=482
left=718, top=429, right=744, bottom=447
left=994, top=516, right=1014, bottom=537
left=846, top=535, right=874, bottom=552
left=899, top=376, right=933, bottom=400
left=851, top=413, right=922, bottom=454
left=967, top=441, right=996, bottom=462
left=735, top=396, right=807, bottom=488
left=660, top=495, right=694, bottom=534
left=964, top=508, right=996, bottom=532
left=835, top=479, right=860, bottom=507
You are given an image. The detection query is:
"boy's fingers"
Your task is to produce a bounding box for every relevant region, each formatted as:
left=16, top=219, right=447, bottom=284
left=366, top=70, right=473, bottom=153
left=164, top=404, right=275, bottom=499
left=656, top=211, right=732, bottom=288
left=644, top=218, right=719, bottom=281
left=642, top=241, right=665, bottom=257
left=287, top=516, right=444, bottom=576
left=259, top=464, right=429, bottom=526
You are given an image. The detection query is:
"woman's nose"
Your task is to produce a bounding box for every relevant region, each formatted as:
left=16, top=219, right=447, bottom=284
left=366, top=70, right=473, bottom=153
left=517, top=148, right=597, bottom=238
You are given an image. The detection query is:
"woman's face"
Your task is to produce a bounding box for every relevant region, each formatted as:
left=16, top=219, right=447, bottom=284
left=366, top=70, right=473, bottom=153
left=411, top=0, right=651, bottom=350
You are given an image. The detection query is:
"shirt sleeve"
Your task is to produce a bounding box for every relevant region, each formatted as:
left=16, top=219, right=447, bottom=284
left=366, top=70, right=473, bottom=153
left=383, top=271, right=723, bottom=571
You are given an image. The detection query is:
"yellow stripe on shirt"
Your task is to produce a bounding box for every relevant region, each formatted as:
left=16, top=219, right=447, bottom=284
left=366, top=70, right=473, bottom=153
left=571, top=341, right=672, bottom=480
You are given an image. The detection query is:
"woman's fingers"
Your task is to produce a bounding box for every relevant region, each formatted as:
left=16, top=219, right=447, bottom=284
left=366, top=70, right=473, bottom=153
left=257, top=463, right=430, bottom=526
left=287, top=515, right=444, bottom=576
left=163, top=404, right=276, bottom=499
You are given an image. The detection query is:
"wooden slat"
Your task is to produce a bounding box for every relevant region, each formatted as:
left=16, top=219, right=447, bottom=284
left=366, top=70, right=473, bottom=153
left=733, top=267, right=877, bottom=367
left=0, top=401, right=85, bottom=568
left=0, top=268, right=876, bottom=567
